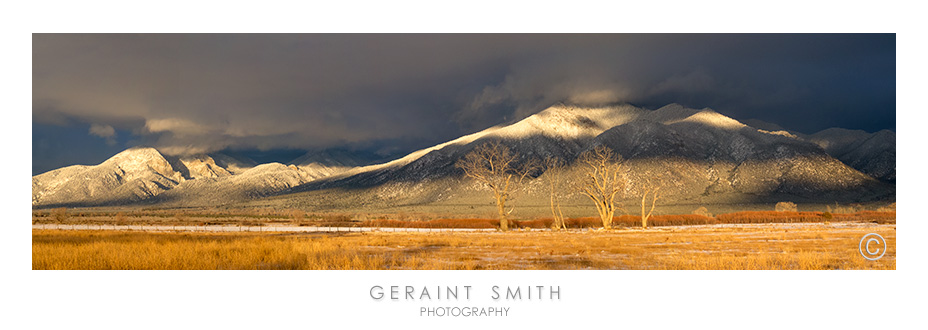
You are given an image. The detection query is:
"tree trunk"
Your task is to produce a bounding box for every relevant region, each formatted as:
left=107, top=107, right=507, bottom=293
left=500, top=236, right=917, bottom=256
left=599, top=202, right=614, bottom=229
left=605, top=208, right=615, bottom=229
left=550, top=189, right=564, bottom=230
left=641, top=193, right=648, bottom=228
left=497, top=198, right=508, bottom=231
left=550, top=189, right=556, bottom=229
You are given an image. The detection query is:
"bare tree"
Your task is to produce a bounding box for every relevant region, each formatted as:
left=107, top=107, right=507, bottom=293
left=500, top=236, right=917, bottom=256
left=544, top=157, right=567, bottom=230
left=456, top=142, right=538, bottom=231
left=577, top=146, right=625, bottom=229
left=638, top=178, right=660, bottom=228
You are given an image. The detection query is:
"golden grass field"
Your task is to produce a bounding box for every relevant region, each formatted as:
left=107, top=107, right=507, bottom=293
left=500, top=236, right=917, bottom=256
left=33, top=223, right=895, bottom=270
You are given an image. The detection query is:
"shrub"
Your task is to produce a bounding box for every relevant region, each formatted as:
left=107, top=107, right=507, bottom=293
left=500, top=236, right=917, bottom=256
left=716, top=210, right=895, bottom=224
left=829, top=202, right=859, bottom=214
left=775, top=201, right=798, bottom=212
left=361, top=218, right=498, bottom=229
left=612, top=214, right=717, bottom=227
left=877, top=203, right=896, bottom=212
left=51, top=208, right=68, bottom=223
left=718, top=211, right=824, bottom=223
left=288, top=209, right=305, bottom=224
left=692, top=206, right=713, bottom=218
left=511, top=218, right=553, bottom=229
left=564, top=217, right=605, bottom=228
left=115, top=212, right=128, bottom=225
left=358, top=209, right=896, bottom=229
left=835, top=211, right=895, bottom=224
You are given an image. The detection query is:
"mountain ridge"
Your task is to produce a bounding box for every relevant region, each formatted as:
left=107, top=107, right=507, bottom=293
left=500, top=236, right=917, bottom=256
left=31, top=103, right=895, bottom=208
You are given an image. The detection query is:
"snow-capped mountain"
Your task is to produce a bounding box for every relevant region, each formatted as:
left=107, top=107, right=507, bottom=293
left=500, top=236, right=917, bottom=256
left=298, top=103, right=890, bottom=204
left=31, top=147, right=302, bottom=207
left=32, top=103, right=895, bottom=208
left=807, top=128, right=895, bottom=182
left=288, top=149, right=379, bottom=181
left=152, top=162, right=318, bottom=205
left=33, top=147, right=187, bottom=206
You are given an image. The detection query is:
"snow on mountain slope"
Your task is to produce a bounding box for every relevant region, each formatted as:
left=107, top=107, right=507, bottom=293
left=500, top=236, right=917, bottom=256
left=341, top=103, right=643, bottom=177
left=288, top=149, right=374, bottom=180
left=32, top=103, right=894, bottom=208
left=666, top=110, right=746, bottom=130
left=152, top=163, right=316, bottom=205
left=740, top=118, right=788, bottom=132
left=32, top=147, right=185, bottom=206
left=206, top=153, right=256, bottom=174
left=807, top=128, right=895, bottom=182
left=807, top=128, right=874, bottom=156
left=169, top=154, right=233, bottom=179
left=840, top=130, right=895, bottom=182
left=302, top=103, right=888, bottom=203
left=32, top=148, right=267, bottom=207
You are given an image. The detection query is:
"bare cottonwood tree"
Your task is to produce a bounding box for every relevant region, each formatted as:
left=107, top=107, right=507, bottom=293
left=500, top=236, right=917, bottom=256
left=544, top=157, right=567, bottom=230
left=456, top=142, right=538, bottom=231
left=638, top=178, right=660, bottom=228
left=577, top=146, right=625, bottom=229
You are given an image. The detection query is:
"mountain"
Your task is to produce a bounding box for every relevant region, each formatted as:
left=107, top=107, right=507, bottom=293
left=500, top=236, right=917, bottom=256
left=32, top=103, right=895, bottom=209
left=288, top=149, right=381, bottom=181
left=291, top=103, right=890, bottom=206
left=151, top=162, right=317, bottom=205
left=740, top=118, right=788, bottom=132
left=320, top=103, right=645, bottom=184
left=32, top=147, right=186, bottom=206
left=806, top=128, right=896, bottom=182
left=719, top=121, right=895, bottom=182
left=30, top=147, right=302, bottom=207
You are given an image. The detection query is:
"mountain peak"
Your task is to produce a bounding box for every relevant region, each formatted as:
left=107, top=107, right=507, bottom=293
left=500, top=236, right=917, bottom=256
left=100, top=147, right=181, bottom=179
left=102, top=146, right=164, bottom=163
left=671, top=110, right=746, bottom=130
left=32, top=146, right=186, bottom=206
left=505, top=103, right=644, bottom=139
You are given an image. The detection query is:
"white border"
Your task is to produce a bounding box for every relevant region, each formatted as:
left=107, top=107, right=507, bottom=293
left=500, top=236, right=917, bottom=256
left=5, top=1, right=925, bottom=329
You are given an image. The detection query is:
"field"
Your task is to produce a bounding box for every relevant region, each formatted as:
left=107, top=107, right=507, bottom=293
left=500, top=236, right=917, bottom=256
left=33, top=223, right=895, bottom=270
left=32, top=207, right=895, bottom=228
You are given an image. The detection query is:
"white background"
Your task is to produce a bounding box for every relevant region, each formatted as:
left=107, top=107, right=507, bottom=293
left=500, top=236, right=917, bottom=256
left=2, top=1, right=924, bottom=329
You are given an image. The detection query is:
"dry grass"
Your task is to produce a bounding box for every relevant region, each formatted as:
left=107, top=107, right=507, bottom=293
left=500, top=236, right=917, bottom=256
left=352, top=211, right=895, bottom=229
left=361, top=218, right=498, bottom=229
left=717, top=211, right=895, bottom=224
left=33, top=224, right=895, bottom=270
left=32, top=231, right=404, bottom=270
left=33, top=207, right=895, bottom=229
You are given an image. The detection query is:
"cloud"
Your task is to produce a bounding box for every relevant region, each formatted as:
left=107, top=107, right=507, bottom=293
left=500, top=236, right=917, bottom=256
left=648, top=68, right=717, bottom=96
left=145, top=118, right=207, bottom=135
left=88, top=123, right=115, bottom=138
left=88, top=123, right=116, bottom=145
left=33, top=34, right=895, bottom=160
left=566, top=89, right=625, bottom=105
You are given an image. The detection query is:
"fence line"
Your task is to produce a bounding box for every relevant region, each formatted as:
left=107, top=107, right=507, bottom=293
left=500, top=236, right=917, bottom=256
left=32, top=224, right=496, bottom=233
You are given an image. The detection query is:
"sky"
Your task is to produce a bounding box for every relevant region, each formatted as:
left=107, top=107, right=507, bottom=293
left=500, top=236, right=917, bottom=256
left=32, top=34, right=895, bottom=174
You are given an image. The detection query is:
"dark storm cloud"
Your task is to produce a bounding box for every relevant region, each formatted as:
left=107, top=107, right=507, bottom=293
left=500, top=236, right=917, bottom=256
left=33, top=34, right=894, bottom=170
